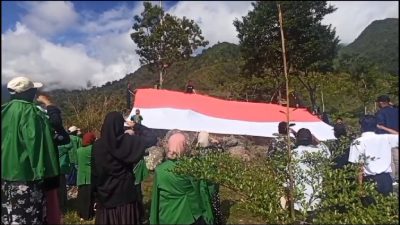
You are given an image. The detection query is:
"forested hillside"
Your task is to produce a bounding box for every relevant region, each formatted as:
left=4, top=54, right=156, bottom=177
left=2, top=18, right=397, bottom=133
left=339, top=18, right=399, bottom=75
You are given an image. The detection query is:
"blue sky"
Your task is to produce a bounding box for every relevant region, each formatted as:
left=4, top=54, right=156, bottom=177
left=1, top=1, right=398, bottom=90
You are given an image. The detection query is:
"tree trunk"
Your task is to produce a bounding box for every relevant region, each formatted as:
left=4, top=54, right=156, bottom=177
left=321, top=87, right=325, bottom=113
left=159, top=69, right=163, bottom=89
left=309, top=87, right=317, bottom=113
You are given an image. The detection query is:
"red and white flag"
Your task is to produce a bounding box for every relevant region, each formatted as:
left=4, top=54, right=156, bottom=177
left=129, top=89, right=335, bottom=140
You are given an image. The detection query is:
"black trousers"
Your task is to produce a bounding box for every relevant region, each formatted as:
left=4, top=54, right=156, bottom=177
left=362, top=172, right=393, bottom=206
left=58, top=175, right=67, bottom=213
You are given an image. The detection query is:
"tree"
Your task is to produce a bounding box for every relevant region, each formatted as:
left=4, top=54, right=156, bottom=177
left=131, top=2, right=209, bottom=89
left=234, top=1, right=339, bottom=110
left=336, top=52, right=380, bottom=115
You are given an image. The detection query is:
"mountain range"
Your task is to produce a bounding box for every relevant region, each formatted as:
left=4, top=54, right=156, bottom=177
left=2, top=18, right=398, bottom=110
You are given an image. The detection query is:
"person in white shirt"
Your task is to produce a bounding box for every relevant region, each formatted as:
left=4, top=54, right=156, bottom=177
left=348, top=115, right=398, bottom=205
left=292, top=128, right=330, bottom=219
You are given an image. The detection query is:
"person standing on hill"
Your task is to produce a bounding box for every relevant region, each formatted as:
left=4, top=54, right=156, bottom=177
left=2, top=76, right=60, bottom=225
left=185, top=80, right=196, bottom=94
left=268, top=121, right=296, bottom=158
left=66, top=126, right=83, bottom=187
left=375, top=95, right=399, bottom=133
left=76, top=132, right=97, bottom=221
left=375, top=95, right=399, bottom=183
left=130, top=109, right=143, bottom=125
left=91, top=112, right=156, bottom=225
left=348, top=115, right=398, bottom=206
left=150, top=132, right=214, bottom=225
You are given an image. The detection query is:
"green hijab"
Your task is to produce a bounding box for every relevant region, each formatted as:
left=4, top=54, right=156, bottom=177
left=1, top=99, right=60, bottom=181
left=149, top=159, right=214, bottom=225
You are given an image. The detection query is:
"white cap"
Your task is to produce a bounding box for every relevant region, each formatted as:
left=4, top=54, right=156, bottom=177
left=68, top=126, right=80, bottom=133
left=7, top=76, right=43, bottom=94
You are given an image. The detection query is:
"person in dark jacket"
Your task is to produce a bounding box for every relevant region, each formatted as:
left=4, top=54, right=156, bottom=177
left=91, top=112, right=156, bottom=225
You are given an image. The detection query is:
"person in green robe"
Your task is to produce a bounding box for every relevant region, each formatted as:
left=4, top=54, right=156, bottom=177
left=150, top=132, right=214, bottom=225
left=58, top=141, right=72, bottom=213
left=2, top=77, right=60, bottom=225
left=65, top=125, right=82, bottom=187
left=76, top=132, right=96, bottom=221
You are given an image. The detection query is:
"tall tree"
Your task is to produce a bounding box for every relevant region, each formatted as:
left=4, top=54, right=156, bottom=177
left=336, top=52, right=380, bottom=115
left=234, top=1, right=339, bottom=110
left=131, top=2, right=209, bottom=89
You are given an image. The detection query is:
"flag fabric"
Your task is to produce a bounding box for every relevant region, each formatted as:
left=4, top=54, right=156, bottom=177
left=128, top=89, right=335, bottom=140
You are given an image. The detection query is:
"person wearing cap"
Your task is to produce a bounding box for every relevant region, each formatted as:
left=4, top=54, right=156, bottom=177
left=2, top=76, right=60, bottom=224
left=291, top=128, right=330, bottom=221
left=65, top=125, right=83, bottom=187
left=375, top=95, right=399, bottom=183
left=348, top=115, right=398, bottom=205
left=76, top=132, right=96, bottom=221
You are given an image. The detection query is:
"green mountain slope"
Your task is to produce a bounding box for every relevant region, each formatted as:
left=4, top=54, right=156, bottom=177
left=3, top=18, right=397, bottom=130
left=339, top=18, right=399, bottom=75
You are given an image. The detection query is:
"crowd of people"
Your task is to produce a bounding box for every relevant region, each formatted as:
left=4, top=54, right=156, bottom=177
left=1, top=76, right=398, bottom=225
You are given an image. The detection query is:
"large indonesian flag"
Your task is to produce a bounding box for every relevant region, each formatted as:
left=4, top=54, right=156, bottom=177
left=129, top=89, right=335, bottom=140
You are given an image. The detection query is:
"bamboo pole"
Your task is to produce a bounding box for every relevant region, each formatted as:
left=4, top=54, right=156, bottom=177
left=278, top=4, right=295, bottom=221
left=159, top=0, right=163, bottom=89
left=321, top=86, right=325, bottom=112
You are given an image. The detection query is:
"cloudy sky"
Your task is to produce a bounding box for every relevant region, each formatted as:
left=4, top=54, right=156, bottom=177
left=1, top=1, right=398, bottom=91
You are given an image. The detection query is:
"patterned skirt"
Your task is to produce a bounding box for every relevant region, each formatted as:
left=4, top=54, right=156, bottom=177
left=211, top=192, right=223, bottom=225
left=1, top=180, right=45, bottom=225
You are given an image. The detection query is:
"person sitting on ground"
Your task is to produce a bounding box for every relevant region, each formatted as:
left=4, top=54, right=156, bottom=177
left=348, top=115, right=398, bottom=206
left=2, top=76, right=61, bottom=225
left=91, top=112, right=156, bottom=225
left=150, top=132, right=214, bottom=225
left=76, top=132, right=97, bottom=221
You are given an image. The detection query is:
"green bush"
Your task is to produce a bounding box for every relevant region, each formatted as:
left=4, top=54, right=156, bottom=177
left=174, top=139, right=399, bottom=224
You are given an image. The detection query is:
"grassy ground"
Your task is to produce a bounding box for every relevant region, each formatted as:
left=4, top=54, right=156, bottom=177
left=63, top=173, right=265, bottom=224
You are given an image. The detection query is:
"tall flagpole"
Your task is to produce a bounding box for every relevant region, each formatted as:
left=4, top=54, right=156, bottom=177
left=159, top=0, right=163, bottom=89
left=278, top=4, right=295, bottom=221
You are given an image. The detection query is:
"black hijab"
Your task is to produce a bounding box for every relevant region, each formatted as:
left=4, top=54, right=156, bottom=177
left=95, top=111, right=146, bottom=166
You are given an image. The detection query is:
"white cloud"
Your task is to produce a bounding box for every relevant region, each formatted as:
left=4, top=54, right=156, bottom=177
left=2, top=1, right=398, bottom=91
left=20, top=1, right=79, bottom=37
left=2, top=23, right=103, bottom=90
left=323, top=1, right=399, bottom=44
left=2, top=2, right=143, bottom=91
left=167, top=1, right=254, bottom=46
